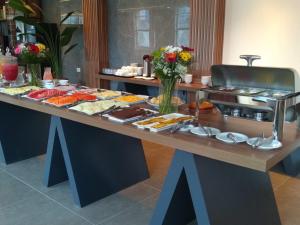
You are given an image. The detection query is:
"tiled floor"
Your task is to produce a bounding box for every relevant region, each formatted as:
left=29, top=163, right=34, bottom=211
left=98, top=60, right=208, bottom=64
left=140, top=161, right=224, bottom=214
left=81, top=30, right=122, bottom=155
left=0, top=141, right=300, bottom=225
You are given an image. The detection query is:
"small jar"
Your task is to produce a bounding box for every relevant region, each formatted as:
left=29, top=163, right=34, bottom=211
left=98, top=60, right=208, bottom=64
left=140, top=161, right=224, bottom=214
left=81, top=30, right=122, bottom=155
left=254, top=112, right=264, bottom=121
left=231, top=108, right=241, bottom=117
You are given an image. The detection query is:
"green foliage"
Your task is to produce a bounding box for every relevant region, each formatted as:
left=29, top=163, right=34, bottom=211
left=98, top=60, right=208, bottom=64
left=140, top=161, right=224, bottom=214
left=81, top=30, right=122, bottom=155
left=8, top=0, right=36, bottom=16
left=8, top=0, right=78, bottom=78
left=61, top=27, right=77, bottom=47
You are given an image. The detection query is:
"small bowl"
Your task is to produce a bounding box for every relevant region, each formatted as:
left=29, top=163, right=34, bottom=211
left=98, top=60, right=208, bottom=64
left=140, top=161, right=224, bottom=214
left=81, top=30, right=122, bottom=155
left=58, top=79, right=69, bottom=86
left=44, top=83, right=55, bottom=89
left=42, top=80, right=53, bottom=84
left=201, top=75, right=211, bottom=86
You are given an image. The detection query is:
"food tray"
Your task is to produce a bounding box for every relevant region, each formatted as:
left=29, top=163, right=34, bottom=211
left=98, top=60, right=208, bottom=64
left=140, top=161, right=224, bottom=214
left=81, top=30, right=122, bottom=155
left=104, top=108, right=158, bottom=123
left=42, top=99, right=79, bottom=108
left=93, top=90, right=122, bottom=100
left=132, top=113, right=194, bottom=132
left=22, top=95, right=47, bottom=101
left=113, top=95, right=149, bottom=105
left=0, top=86, right=40, bottom=96
left=68, top=100, right=128, bottom=116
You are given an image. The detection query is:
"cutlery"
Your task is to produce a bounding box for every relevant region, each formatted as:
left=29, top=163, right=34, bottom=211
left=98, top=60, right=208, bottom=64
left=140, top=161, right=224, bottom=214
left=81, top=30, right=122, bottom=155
left=256, top=136, right=274, bottom=148
left=198, top=123, right=209, bottom=136
left=227, top=132, right=238, bottom=144
left=252, top=132, right=264, bottom=149
left=206, top=123, right=213, bottom=137
left=252, top=137, right=262, bottom=149
left=170, top=121, right=189, bottom=134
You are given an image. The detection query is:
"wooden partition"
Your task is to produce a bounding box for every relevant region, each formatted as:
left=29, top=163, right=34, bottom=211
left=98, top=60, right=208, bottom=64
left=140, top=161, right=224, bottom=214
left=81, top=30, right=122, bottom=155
left=190, top=0, right=225, bottom=80
left=82, top=0, right=225, bottom=87
left=82, top=0, right=109, bottom=87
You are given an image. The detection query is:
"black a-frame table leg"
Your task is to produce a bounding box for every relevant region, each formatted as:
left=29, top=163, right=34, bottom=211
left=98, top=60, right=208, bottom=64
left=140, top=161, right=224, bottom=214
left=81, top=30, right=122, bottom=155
left=0, top=101, right=50, bottom=164
left=150, top=150, right=281, bottom=225
left=282, top=146, right=300, bottom=176
left=44, top=116, right=149, bottom=207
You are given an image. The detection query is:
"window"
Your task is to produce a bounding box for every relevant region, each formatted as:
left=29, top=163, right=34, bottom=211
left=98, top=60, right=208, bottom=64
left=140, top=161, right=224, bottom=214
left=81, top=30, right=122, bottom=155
left=175, top=6, right=190, bottom=46
left=135, top=9, right=150, bottom=48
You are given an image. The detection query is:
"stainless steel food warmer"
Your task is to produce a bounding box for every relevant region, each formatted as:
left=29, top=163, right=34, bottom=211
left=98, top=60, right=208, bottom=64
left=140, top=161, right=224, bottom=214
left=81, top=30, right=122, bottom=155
left=200, top=65, right=300, bottom=141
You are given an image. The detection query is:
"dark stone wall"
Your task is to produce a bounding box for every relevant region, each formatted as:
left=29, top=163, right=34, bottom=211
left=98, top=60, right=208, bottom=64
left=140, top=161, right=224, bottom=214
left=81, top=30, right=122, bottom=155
left=107, top=0, right=190, bottom=68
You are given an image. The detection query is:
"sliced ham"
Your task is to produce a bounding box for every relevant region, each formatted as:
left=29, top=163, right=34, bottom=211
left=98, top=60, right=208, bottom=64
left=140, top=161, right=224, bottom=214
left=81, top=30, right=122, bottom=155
left=28, top=89, right=67, bottom=99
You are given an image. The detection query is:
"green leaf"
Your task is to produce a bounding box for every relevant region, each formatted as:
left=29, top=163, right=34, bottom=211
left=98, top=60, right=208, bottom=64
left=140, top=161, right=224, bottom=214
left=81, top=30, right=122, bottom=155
left=60, top=27, right=77, bottom=47
left=8, top=0, right=37, bottom=16
left=152, top=50, right=161, bottom=59
left=64, top=44, right=78, bottom=55
left=60, top=11, right=75, bottom=25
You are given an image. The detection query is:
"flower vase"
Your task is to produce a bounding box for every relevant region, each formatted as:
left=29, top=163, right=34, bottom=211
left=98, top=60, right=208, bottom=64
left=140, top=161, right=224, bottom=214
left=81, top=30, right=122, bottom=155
left=159, top=78, right=178, bottom=114
left=27, top=64, right=41, bottom=86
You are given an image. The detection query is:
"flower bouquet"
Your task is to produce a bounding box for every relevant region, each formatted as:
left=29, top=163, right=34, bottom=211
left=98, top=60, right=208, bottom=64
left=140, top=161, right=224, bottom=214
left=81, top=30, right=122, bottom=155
left=152, top=46, right=193, bottom=114
left=14, top=43, right=47, bottom=86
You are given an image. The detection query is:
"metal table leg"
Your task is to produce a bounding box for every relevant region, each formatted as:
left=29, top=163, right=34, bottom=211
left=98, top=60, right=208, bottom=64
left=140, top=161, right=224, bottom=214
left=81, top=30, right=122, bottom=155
left=150, top=150, right=281, bottom=225
left=44, top=116, right=149, bottom=207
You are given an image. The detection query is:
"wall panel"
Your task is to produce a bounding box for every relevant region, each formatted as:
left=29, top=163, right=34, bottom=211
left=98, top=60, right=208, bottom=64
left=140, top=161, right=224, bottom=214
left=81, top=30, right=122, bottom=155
left=190, top=0, right=225, bottom=80
left=82, top=0, right=109, bottom=87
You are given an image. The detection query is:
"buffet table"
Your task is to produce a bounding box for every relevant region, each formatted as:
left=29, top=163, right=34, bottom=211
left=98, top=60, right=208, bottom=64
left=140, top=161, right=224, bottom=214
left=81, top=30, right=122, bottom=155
left=0, top=92, right=300, bottom=225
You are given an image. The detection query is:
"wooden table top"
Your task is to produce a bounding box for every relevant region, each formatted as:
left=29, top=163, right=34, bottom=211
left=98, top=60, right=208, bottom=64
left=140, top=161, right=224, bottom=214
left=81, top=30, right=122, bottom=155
left=0, top=93, right=299, bottom=172
left=97, top=74, right=206, bottom=92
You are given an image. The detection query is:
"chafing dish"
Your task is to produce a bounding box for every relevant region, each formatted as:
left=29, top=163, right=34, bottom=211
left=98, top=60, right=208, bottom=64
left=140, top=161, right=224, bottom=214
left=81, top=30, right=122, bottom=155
left=200, top=65, right=300, bottom=141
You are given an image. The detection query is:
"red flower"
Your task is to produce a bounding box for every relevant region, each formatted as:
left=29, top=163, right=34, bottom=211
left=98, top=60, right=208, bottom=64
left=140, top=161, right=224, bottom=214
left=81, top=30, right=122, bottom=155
left=181, top=46, right=194, bottom=52
left=165, top=53, right=177, bottom=63
left=28, top=44, right=40, bottom=54
left=143, top=55, right=153, bottom=62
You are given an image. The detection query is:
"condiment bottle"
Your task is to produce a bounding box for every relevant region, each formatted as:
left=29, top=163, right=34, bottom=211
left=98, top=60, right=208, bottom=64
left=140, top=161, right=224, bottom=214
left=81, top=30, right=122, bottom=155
left=43, top=67, right=53, bottom=80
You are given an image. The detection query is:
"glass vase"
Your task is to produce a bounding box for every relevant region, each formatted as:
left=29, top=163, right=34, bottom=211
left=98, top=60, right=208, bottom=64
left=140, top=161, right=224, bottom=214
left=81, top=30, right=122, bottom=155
left=27, top=64, right=41, bottom=86
left=159, top=78, right=178, bottom=114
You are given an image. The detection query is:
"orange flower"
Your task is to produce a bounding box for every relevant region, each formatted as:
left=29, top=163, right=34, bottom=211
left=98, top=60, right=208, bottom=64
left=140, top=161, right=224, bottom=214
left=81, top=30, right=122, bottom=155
left=165, top=53, right=177, bottom=63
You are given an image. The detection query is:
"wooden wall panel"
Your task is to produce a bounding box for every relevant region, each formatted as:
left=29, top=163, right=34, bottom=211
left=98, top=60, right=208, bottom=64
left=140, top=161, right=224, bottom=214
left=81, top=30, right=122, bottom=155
left=190, top=0, right=225, bottom=80
left=82, top=0, right=109, bottom=88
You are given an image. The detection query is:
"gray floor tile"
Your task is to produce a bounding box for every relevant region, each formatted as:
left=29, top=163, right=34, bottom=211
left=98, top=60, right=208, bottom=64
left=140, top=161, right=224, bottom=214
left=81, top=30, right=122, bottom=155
left=98, top=194, right=159, bottom=225
left=3, top=155, right=51, bottom=193
left=0, top=193, right=91, bottom=225
left=45, top=181, right=159, bottom=225
left=0, top=171, right=35, bottom=209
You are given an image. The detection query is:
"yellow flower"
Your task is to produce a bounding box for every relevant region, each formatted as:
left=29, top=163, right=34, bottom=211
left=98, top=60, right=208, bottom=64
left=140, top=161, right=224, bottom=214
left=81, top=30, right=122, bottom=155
left=160, top=47, right=166, bottom=52
left=179, top=51, right=192, bottom=62
left=36, top=43, right=46, bottom=52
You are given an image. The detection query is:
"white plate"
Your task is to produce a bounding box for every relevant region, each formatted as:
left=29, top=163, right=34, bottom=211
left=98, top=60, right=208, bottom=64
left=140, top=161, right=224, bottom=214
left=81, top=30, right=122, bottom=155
left=179, top=124, right=195, bottom=132
left=216, top=132, right=248, bottom=144
left=190, top=127, right=221, bottom=136
left=247, top=137, right=282, bottom=150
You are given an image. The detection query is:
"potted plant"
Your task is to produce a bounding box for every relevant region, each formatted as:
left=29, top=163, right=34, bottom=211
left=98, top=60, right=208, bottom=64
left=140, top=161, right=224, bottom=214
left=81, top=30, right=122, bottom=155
left=8, top=0, right=78, bottom=78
